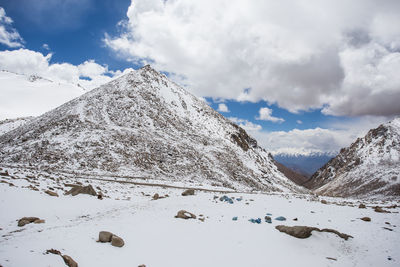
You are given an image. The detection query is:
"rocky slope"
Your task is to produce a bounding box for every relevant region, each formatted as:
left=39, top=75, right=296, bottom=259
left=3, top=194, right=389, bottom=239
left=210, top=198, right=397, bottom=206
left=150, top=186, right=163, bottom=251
left=0, top=117, right=33, bottom=136
left=305, top=118, right=400, bottom=198
left=0, top=65, right=302, bottom=192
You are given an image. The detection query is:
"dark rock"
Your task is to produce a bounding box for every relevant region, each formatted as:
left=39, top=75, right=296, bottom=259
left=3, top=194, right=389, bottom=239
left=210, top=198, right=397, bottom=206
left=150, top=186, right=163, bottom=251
left=62, top=255, right=78, bottom=267
left=46, top=249, right=61, bottom=255
left=18, top=217, right=40, bottom=227
left=45, top=190, right=59, bottom=197
left=152, top=193, right=160, bottom=200
left=98, top=231, right=113, bottom=242
left=358, top=203, right=366, bottom=209
left=66, top=184, right=96, bottom=196
left=232, top=216, right=238, bottom=221
left=374, top=206, right=391, bottom=213
left=275, top=216, right=286, bottom=221
left=360, top=217, right=371, bottom=222
left=249, top=218, right=261, bottom=224
left=293, top=218, right=298, bottom=221
left=175, top=210, right=196, bottom=219
left=265, top=216, right=272, bottom=223
left=275, top=225, right=353, bottom=240
left=182, top=189, right=195, bottom=196
left=321, top=200, right=328, bottom=204
left=111, top=235, right=125, bottom=247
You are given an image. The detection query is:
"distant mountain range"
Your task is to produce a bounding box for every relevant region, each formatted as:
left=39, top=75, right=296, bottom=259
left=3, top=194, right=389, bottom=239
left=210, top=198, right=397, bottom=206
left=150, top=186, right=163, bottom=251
left=273, top=152, right=334, bottom=177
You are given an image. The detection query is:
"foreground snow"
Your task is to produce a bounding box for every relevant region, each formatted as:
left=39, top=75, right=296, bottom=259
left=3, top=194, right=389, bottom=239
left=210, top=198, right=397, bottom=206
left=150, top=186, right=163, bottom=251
left=0, top=172, right=399, bottom=267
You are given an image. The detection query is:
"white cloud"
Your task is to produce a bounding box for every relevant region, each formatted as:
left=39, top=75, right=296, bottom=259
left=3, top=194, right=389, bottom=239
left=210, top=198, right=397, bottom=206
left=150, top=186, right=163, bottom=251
left=229, top=117, right=262, bottom=132
left=296, top=120, right=303, bottom=124
left=42, top=43, right=50, bottom=50
left=0, top=48, right=123, bottom=90
left=256, top=107, right=284, bottom=123
left=105, top=0, right=400, bottom=117
left=217, top=103, right=229, bottom=113
left=0, top=7, right=24, bottom=48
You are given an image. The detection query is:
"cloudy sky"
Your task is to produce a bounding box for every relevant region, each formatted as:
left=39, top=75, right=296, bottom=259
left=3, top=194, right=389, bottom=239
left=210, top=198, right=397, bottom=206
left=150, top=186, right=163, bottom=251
left=0, top=0, right=399, bottom=155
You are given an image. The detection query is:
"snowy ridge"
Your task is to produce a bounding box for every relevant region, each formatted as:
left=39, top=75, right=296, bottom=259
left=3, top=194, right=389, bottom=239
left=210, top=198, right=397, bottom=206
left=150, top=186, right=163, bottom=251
left=305, top=118, right=400, bottom=199
left=0, top=66, right=303, bottom=193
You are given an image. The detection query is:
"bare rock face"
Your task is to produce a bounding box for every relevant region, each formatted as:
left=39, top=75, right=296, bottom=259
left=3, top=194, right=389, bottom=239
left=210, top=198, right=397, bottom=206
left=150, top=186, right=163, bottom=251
left=275, top=225, right=353, bottom=240
left=111, top=235, right=125, bottom=247
left=98, top=231, right=113, bottom=242
left=18, top=217, right=42, bottom=227
left=181, top=189, right=195, bottom=196
left=66, top=185, right=96, bottom=196
left=175, top=210, right=197, bottom=219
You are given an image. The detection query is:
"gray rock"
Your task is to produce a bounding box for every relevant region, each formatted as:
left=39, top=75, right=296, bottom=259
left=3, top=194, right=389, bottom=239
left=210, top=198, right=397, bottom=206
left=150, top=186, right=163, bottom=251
left=98, top=231, right=113, bottom=242
left=182, top=189, right=195, bottom=196
left=111, top=235, right=125, bottom=247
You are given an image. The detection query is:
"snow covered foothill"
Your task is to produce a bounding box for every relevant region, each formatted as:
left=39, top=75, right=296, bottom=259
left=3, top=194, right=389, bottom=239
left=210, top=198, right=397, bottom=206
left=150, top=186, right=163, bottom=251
left=0, top=117, right=33, bottom=136
left=0, top=167, right=399, bottom=267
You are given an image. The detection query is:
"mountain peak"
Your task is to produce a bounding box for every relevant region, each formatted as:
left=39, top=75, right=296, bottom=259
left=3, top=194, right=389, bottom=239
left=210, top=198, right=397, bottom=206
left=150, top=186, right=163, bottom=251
left=0, top=67, right=303, bottom=193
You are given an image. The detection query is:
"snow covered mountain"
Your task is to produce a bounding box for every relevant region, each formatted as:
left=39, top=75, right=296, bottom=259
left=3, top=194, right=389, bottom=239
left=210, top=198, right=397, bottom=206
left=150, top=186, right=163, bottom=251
left=0, top=65, right=302, bottom=192
left=0, top=70, right=85, bottom=120
left=305, top=118, right=400, bottom=198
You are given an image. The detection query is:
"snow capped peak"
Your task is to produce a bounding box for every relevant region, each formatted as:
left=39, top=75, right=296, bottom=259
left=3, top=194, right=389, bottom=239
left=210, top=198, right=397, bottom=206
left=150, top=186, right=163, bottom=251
left=0, top=66, right=303, bottom=193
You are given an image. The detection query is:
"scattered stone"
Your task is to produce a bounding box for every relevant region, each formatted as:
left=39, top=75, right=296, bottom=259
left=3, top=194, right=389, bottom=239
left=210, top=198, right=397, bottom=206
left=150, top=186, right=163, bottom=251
left=152, top=193, right=160, bottom=200
left=97, top=193, right=103, bottom=200
left=266, top=213, right=272, bottom=216
left=66, top=184, right=96, bottom=196
left=198, top=217, right=205, bottom=222
left=182, top=189, right=195, bottom=196
left=374, top=206, right=391, bottom=213
left=219, top=195, right=234, bottom=204
left=382, top=227, right=393, bottom=231
left=326, top=257, right=337, bottom=261
left=138, top=265, right=146, bottom=267
left=275, top=225, right=353, bottom=240
left=46, top=249, right=78, bottom=267
left=62, top=255, right=78, bottom=267
left=18, top=217, right=40, bottom=227
left=45, top=190, right=59, bottom=197
left=293, top=218, right=298, bottom=221
left=175, top=210, right=196, bottom=219
left=232, top=216, right=238, bottom=221
left=111, top=235, right=125, bottom=247
left=360, top=217, right=371, bottom=222
left=98, top=231, right=113, bottom=242
left=275, top=216, right=286, bottom=221
left=321, top=200, right=328, bottom=204
left=249, top=218, right=261, bottom=224
left=385, top=222, right=391, bottom=225
left=28, top=185, right=39, bottom=191
left=265, top=216, right=272, bottom=223
left=46, top=249, right=61, bottom=255
left=358, top=203, right=366, bottom=209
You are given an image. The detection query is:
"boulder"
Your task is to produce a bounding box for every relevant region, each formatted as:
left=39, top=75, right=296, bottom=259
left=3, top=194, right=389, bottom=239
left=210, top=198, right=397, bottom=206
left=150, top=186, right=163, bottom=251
left=175, top=210, right=196, bottom=219
left=374, top=206, right=391, bottom=213
left=360, top=217, right=371, bottom=222
left=66, top=184, right=96, bottom=196
left=321, top=200, right=328, bottom=204
left=181, top=189, right=195, bottom=196
left=98, top=231, right=113, bottom=242
left=358, top=203, right=366, bottom=209
left=275, top=216, right=286, bottom=221
left=265, top=216, right=272, bottom=223
left=152, top=193, right=160, bottom=200
left=62, top=255, right=78, bottom=267
left=111, top=235, right=125, bottom=247
left=275, top=225, right=353, bottom=240
left=18, top=217, right=40, bottom=227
